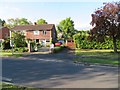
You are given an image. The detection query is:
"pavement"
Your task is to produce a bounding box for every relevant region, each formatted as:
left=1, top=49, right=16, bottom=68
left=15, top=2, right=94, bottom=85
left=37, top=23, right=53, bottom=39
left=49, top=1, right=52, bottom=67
left=1, top=49, right=119, bottom=88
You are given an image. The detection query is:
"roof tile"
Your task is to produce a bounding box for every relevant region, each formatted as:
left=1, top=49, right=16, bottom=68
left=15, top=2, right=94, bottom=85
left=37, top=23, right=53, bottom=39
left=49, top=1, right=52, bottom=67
left=12, top=24, right=54, bottom=31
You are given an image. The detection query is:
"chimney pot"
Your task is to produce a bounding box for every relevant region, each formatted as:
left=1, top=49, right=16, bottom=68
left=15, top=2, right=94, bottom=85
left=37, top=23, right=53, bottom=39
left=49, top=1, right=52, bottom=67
left=34, top=22, right=37, bottom=25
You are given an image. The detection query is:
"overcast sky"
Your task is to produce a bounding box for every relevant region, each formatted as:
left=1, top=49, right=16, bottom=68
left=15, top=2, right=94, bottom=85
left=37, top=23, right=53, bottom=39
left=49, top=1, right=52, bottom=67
left=0, top=0, right=119, bottom=30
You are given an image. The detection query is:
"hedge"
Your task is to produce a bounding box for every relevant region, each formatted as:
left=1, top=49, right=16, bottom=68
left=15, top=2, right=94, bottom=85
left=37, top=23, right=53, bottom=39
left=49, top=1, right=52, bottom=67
left=73, top=31, right=120, bottom=49
left=53, top=46, right=64, bottom=53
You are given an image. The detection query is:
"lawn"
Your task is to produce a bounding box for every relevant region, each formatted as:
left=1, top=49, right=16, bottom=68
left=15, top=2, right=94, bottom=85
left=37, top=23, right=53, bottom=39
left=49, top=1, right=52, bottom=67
left=74, top=49, right=120, bottom=66
left=0, top=52, right=23, bottom=57
left=1, top=82, right=39, bottom=90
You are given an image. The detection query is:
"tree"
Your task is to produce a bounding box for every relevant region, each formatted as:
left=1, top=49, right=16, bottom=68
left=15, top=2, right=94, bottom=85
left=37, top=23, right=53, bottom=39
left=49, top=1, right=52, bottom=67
left=6, top=18, right=32, bottom=29
left=57, top=17, right=76, bottom=41
left=36, top=18, right=48, bottom=24
left=0, top=19, right=5, bottom=27
left=89, top=2, right=120, bottom=53
left=12, top=32, right=27, bottom=48
left=18, top=18, right=32, bottom=25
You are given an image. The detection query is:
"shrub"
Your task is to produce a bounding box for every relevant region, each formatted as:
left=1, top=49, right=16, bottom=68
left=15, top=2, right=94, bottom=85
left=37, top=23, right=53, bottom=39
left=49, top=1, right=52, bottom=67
left=37, top=43, right=42, bottom=48
left=53, top=46, right=64, bottom=53
left=73, top=31, right=120, bottom=49
left=46, top=44, right=50, bottom=47
left=1, top=38, right=11, bottom=50
left=12, top=32, right=27, bottom=48
left=2, top=49, right=11, bottom=52
left=14, top=47, right=28, bottom=52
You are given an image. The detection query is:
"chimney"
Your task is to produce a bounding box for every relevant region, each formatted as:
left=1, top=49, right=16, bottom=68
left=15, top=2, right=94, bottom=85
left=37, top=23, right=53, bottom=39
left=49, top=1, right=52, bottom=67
left=34, top=22, right=37, bottom=25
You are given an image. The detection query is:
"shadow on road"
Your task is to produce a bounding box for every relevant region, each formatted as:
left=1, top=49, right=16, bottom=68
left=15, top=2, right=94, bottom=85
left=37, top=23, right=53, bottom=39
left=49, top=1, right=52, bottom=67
left=2, top=48, right=119, bottom=88
left=23, top=48, right=76, bottom=62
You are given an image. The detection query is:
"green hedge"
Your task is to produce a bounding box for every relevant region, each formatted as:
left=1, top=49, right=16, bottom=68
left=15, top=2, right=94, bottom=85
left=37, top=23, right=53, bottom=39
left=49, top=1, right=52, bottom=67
left=14, top=47, right=29, bottom=52
left=73, top=31, right=120, bottom=49
left=53, top=46, right=64, bottom=53
left=0, top=39, right=11, bottom=50
left=2, top=47, right=29, bottom=53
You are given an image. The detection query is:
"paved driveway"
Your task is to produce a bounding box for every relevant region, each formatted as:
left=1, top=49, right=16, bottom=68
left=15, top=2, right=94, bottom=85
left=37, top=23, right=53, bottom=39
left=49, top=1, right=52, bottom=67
left=2, top=50, right=119, bottom=88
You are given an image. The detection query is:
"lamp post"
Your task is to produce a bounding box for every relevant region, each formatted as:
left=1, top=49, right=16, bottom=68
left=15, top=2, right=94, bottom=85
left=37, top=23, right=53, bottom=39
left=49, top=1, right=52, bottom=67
left=10, top=37, right=14, bottom=55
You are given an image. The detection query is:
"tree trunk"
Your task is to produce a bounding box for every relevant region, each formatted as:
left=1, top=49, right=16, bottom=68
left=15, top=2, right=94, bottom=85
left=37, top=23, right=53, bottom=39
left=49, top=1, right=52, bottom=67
left=113, top=36, right=117, bottom=53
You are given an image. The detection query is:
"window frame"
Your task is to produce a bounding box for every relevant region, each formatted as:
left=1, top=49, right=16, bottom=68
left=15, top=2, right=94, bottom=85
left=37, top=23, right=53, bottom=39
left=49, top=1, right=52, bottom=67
left=33, top=30, right=39, bottom=35
left=42, top=30, right=47, bottom=35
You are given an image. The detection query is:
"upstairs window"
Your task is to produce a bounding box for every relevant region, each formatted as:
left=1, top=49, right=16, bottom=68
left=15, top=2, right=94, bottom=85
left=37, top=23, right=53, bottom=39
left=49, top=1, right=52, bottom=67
left=43, top=30, right=46, bottom=35
left=33, top=30, right=39, bottom=35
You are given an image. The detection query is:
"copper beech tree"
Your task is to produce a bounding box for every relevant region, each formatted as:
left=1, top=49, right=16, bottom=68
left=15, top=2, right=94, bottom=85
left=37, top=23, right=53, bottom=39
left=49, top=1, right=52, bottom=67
left=89, top=2, right=120, bottom=53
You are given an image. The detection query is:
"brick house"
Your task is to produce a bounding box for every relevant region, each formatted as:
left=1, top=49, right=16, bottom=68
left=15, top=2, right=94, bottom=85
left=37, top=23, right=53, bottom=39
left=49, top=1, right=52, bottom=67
left=0, top=27, right=10, bottom=41
left=11, top=24, right=57, bottom=46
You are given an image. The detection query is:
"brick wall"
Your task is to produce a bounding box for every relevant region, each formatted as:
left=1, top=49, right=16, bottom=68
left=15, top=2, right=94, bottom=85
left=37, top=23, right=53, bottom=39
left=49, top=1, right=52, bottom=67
left=26, top=30, right=51, bottom=40
left=0, top=29, right=2, bottom=39
left=0, top=27, right=10, bottom=39
left=65, top=40, right=75, bottom=49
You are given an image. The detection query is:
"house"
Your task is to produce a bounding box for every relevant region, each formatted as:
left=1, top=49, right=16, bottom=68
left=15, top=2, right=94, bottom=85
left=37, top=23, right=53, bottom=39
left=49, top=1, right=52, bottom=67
left=11, top=24, right=57, bottom=46
left=0, top=27, right=10, bottom=42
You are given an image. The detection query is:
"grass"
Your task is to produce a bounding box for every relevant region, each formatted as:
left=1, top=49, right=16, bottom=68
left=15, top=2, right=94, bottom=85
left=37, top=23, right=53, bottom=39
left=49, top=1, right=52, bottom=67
left=0, top=52, right=23, bottom=57
left=1, top=82, right=39, bottom=90
left=74, top=49, right=120, bottom=66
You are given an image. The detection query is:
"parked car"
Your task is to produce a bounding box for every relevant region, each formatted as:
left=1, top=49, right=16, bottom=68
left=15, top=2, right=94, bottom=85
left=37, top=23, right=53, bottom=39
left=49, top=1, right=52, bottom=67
left=55, top=42, right=62, bottom=46
left=58, top=40, right=64, bottom=44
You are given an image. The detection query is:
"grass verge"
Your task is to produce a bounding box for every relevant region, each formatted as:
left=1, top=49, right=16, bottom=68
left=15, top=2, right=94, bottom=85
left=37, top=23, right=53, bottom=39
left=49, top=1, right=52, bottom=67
left=74, top=49, right=120, bottom=66
left=0, top=52, right=23, bottom=57
left=1, top=82, right=38, bottom=90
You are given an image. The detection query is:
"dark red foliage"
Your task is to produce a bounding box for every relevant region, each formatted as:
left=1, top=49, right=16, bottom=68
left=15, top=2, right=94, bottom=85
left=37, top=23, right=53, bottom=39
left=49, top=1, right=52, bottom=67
left=89, top=2, right=120, bottom=52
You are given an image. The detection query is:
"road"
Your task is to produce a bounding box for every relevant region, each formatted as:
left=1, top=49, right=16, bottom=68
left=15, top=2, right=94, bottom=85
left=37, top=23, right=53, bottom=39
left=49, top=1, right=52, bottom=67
left=2, top=50, right=119, bottom=88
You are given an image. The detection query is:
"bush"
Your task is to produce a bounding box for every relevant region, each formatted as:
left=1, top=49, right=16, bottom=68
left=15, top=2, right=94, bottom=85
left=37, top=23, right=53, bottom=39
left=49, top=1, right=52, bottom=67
left=46, top=44, right=50, bottom=47
left=2, top=47, right=29, bottom=53
left=2, top=49, right=11, bottom=52
left=73, top=31, right=120, bottom=49
left=14, top=47, right=28, bottom=52
left=12, top=32, right=27, bottom=48
left=37, top=43, right=42, bottom=48
left=53, top=46, right=64, bottom=53
left=1, top=39, right=11, bottom=50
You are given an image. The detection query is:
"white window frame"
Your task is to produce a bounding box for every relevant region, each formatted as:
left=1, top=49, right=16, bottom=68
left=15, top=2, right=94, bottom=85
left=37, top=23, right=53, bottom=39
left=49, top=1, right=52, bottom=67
left=43, top=30, right=46, bottom=35
left=33, top=30, right=39, bottom=35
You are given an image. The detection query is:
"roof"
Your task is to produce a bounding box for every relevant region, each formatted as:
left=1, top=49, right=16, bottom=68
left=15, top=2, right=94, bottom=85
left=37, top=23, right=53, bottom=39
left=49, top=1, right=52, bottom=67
left=11, top=24, right=55, bottom=31
left=0, top=27, right=9, bottom=30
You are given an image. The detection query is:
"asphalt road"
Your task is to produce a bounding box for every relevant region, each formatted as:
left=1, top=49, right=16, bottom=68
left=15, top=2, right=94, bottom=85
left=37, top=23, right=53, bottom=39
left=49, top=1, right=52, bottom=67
left=2, top=51, right=119, bottom=88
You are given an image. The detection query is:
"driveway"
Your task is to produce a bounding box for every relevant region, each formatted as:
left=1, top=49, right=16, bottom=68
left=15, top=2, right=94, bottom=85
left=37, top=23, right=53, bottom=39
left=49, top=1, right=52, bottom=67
left=2, top=49, right=119, bottom=88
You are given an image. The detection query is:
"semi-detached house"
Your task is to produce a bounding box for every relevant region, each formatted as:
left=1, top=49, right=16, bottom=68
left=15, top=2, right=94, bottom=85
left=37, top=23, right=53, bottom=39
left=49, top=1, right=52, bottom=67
left=11, top=24, right=57, bottom=46
left=0, top=27, right=10, bottom=42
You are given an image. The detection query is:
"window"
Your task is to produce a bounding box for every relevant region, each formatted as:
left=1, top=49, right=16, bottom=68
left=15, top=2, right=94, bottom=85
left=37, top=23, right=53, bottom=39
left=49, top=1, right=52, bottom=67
left=43, top=30, right=46, bottom=35
left=34, top=30, right=39, bottom=35
left=46, top=40, right=50, bottom=42
left=4, top=34, right=7, bottom=36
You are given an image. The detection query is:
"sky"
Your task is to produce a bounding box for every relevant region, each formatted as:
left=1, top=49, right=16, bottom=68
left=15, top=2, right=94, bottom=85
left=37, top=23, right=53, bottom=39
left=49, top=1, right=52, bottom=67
left=0, top=0, right=119, bottom=30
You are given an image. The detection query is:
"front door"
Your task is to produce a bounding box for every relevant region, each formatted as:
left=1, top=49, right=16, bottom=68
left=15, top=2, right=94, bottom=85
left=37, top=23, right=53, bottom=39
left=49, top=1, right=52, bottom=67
left=41, top=40, right=46, bottom=47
